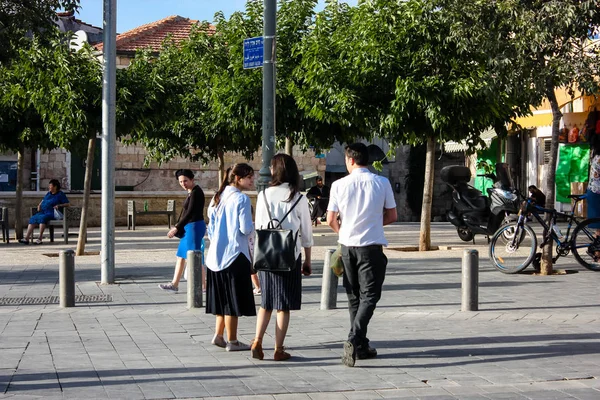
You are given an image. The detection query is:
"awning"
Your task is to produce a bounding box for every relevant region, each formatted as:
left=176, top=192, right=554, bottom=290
left=443, top=128, right=497, bottom=153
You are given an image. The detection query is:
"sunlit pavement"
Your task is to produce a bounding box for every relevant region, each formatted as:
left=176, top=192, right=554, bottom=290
left=0, top=223, right=598, bottom=399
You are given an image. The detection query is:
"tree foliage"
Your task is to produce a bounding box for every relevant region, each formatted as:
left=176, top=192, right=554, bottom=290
left=0, top=0, right=80, bottom=63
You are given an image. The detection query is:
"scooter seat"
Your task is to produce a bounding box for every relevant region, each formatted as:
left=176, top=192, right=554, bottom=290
left=455, top=184, right=489, bottom=210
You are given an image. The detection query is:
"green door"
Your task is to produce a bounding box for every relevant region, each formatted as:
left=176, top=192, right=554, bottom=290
left=70, top=139, right=102, bottom=191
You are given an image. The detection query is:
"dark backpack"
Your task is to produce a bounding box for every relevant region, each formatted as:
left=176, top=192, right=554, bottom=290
left=584, top=108, right=599, bottom=141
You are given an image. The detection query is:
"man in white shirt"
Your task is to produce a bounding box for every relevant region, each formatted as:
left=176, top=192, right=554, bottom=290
left=326, top=143, right=397, bottom=367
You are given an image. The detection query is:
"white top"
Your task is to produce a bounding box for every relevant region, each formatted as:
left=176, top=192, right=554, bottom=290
left=205, top=186, right=254, bottom=272
left=328, top=168, right=397, bottom=247
left=590, top=155, right=600, bottom=194
left=254, top=183, right=314, bottom=259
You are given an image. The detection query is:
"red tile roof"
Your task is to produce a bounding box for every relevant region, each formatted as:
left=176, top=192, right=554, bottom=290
left=95, top=15, right=212, bottom=53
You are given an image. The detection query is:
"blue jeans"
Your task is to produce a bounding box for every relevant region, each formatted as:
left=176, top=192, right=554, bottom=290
left=341, top=244, right=387, bottom=347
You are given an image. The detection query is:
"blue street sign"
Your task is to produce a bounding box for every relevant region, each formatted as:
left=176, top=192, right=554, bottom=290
left=243, top=36, right=264, bottom=69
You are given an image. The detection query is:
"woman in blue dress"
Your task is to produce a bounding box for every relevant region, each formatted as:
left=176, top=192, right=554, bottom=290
left=19, top=179, right=69, bottom=245
left=159, top=169, right=206, bottom=293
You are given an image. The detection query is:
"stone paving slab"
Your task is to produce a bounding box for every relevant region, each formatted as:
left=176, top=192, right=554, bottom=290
left=0, top=224, right=599, bottom=399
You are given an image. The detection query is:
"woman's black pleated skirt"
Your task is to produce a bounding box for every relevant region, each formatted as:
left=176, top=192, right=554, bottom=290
left=206, top=254, right=257, bottom=317
left=259, top=257, right=302, bottom=311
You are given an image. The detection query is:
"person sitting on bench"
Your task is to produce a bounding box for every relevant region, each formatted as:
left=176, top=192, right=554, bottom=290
left=306, top=176, right=330, bottom=225
left=20, top=179, right=69, bottom=245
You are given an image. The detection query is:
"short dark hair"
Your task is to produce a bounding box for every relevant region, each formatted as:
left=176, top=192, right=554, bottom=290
left=270, top=153, right=301, bottom=201
left=345, top=143, right=369, bottom=166
left=49, top=179, right=61, bottom=190
left=316, top=176, right=323, bottom=182
left=175, top=169, right=194, bottom=180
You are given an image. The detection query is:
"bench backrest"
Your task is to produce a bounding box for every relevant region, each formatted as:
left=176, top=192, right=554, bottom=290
left=167, top=200, right=175, bottom=213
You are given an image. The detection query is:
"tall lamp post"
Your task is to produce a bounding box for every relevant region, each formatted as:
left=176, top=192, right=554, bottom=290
left=257, top=0, right=276, bottom=192
left=101, top=0, right=116, bottom=284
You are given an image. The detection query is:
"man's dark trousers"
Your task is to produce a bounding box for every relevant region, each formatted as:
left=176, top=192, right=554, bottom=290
left=341, top=244, right=387, bottom=348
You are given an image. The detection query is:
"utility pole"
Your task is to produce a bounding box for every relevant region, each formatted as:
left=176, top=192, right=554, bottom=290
left=101, top=0, right=116, bottom=284
left=257, top=0, right=276, bottom=192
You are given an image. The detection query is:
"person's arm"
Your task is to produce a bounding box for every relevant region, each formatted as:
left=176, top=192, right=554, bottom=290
left=326, top=185, right=340, bottom=232
left=297, top=195, right=313, bottom=276
left=54, top=192, right=70, bottom=209
left=382, top=180, right=397, bottom=226
left=306, top=186, right=319, bottom=200
left=238, top=195, right=254, bottom=236
left=383, top=207, right=398, bottom=226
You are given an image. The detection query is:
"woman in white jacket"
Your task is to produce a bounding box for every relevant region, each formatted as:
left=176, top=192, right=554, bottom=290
left=205, top=163, right=256, bottom=352
left=251, top=153, right=313, bottom=361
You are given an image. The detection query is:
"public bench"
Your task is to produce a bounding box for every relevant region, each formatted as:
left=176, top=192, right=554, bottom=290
left=30, top=206, right=82, bottom=244
left=127, top=200, right=176, bottom=230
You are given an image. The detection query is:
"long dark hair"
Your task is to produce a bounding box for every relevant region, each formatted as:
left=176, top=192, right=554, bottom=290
left=213, top=163, right=254, bottom=205
left=270, top=153, right=300, bottom=202
left=591, top=133, right=600, bottom=158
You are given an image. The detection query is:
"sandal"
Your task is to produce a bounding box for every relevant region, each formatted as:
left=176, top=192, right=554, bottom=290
left=274, top=346, right=291, bottom=361
left=34, top=239, right=43, bottom=245
left=251, top=338, right=264, bottom=360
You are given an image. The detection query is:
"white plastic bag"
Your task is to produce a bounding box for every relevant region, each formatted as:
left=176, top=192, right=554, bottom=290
left=53, top=209, right=64, bottom=220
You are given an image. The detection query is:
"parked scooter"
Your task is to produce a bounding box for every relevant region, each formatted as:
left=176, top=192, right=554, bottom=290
left=441, top=163, right=519, bottom=242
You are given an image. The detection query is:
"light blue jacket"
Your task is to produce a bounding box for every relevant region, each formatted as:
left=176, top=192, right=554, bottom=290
left=205, top=186, right=254, bottom=272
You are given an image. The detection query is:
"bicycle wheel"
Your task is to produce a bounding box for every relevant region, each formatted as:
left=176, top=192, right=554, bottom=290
left=489, top=223, right=537, bottom=274
left=571, top=218, right=600, bottom=271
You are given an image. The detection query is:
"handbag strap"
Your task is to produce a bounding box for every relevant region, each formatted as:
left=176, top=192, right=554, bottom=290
left=262, top=191, right=303, bottom=229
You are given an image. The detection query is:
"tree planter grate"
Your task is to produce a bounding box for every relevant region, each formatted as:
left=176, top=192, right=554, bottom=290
left=0, top=295, right=112, bottom=305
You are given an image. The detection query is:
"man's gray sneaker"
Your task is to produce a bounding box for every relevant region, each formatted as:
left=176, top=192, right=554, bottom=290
left=226, top=340, right=250, bottom=352
left=342, top=341, right=356, bottom=367
left=158, top=283, right=178, bottom=293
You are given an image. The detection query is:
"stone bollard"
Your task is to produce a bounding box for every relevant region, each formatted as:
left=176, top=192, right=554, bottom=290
left=461, top=249, right=479, bottom=311
left=187, top=250, right=203, bottom=309
left=59, top=250, right=75, bottom=307
left=320, top=248, right=338, bottom=310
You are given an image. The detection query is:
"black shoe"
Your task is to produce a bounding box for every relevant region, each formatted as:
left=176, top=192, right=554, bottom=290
left=341, top=341, right=356, bottom=367
left=356, top=345, right=377, bottom=360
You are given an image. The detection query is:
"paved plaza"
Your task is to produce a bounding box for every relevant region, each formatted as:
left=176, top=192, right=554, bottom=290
left=0, top=223, right=599, bottom=399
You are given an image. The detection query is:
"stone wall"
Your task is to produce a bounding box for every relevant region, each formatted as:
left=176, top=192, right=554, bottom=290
left=39, top=143, right=327, bottom=192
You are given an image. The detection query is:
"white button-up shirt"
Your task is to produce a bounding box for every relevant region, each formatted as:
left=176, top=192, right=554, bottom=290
left=206, top=186, right=254, bottom=272
left=255, top=183, right=314, bottom=259
left=328, top=168, right=396, bottom=247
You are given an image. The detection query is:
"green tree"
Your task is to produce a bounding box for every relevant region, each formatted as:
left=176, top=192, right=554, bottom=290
left=0, top=0, right=80, bottom=63
left=0, top=31, right=102, bottom=241
left=296, top=0, right=528, bottom=250
left=447, top=0, right=600, bottom=274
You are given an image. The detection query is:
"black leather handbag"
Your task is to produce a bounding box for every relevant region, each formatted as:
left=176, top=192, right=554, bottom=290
left=253, top=192, right=303, bottom=272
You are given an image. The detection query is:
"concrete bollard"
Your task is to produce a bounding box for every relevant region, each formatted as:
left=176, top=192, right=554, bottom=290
left=320, top=248, right=338, bottom=310
left=461, top=249, right=479, bottom=311
left=59, top=250, right=75, bottom=307
left=187, top=250, right=203, bottom=309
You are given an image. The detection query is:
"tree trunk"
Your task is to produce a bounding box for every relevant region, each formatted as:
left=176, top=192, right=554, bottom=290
left=76, top=138, right=96, bottom=256
left=14, top=146, right=25, bottom=240
left=540, top=85, right=562, bottom=275
left=217, top=150, right=225, bottom=186
left=285, top=138, right=293, bottom=156
left=419, top=136, right=435, bottom=251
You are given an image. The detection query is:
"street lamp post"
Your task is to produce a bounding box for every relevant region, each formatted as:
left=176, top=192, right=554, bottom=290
left=101, top=0, right=116, bottom=284
left=258, top=0, right=276, bottom=193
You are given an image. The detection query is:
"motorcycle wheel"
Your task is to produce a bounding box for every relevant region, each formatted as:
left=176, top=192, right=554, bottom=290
left=457, top=227, right=474, bottom=242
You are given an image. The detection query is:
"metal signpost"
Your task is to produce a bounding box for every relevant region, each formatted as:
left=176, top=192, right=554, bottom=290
left=101, top=0, right=116, bottom=284
left=257, top=0, right=277, bottom=193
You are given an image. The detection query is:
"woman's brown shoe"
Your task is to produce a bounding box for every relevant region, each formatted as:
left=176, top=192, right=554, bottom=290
left=273, top=346, right=291, bottom=361
left=251, top=338, right=264, bottom=360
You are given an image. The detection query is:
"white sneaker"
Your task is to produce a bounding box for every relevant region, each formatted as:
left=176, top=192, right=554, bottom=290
left=226, top=340, right=250, bottom=352
left=211, top=334, right=226, bottom=348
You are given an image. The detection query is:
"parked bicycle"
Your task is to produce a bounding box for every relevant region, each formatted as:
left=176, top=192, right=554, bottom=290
left=489, top=193, right=600, bottom=273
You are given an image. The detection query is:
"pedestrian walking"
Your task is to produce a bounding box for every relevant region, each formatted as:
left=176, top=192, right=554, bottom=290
left=159, top=169, right=206, bottom=293
left=251, top=154, right=313, bottom=361
left=205, top=163, right=257, bottom=352
left=326, top=142, right=397, bottom=367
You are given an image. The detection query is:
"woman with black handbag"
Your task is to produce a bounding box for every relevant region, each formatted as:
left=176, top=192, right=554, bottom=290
left=159, top=169, right=205, bottom=293
left=205, top=163, right=257, bottom=352
left=251, top=154, right=313, bottom=361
